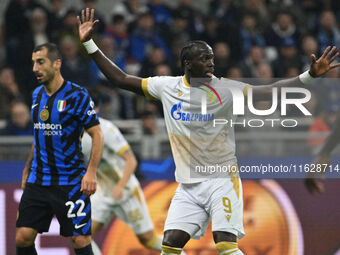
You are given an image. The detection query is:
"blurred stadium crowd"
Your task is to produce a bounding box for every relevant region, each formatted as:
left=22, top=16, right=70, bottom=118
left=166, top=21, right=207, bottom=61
left=0, top=0, right=340, bottom=145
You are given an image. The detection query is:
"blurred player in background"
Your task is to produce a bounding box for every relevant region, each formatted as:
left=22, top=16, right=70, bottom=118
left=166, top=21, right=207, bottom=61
left=78, top=8, right=340, bottom=255
left=16, top=43, right=103, bottom=255
left=305, top=110, right=340, bottom=194
left=81, top=91, right=185, bottom=254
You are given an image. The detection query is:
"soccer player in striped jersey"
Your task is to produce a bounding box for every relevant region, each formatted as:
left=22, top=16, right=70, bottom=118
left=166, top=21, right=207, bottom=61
left=16, top=43, right=104, bottom=255
left=78, top=8, right=340, bottom=255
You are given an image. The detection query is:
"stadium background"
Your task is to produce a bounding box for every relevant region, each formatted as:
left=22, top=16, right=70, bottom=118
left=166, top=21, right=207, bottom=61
left=0, top=0, right=340, bottom=254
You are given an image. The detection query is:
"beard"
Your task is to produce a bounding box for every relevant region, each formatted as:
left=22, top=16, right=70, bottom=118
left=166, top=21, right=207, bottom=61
left=36, top=78, right=44, bottom=85
left=36, top=72, right=54, bottom=85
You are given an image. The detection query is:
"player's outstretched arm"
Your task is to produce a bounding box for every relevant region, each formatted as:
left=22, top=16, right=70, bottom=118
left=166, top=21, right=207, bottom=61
left=252, top=46, right=340, bottom=101
left=81, top=124, right=103, bottom=196
left=77, top=8, right=143, bottom=95
left=21, top=143, right=34, bottom=190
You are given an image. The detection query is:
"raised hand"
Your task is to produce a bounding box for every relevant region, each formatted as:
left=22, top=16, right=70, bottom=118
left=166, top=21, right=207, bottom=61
left=310, top=46, right=340, bottom=77
left=77, top=8, right=99, bottom=43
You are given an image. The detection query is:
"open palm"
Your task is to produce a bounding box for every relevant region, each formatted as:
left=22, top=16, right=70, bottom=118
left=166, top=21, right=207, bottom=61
left=77, top=8, right=99, bottom=42
left=310, top=46, right=340, bottom=77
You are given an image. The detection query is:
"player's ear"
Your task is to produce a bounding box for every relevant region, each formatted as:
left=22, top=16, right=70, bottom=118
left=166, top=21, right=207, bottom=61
left=185, top=60, right=192, bottom=70
left=54, top=59, right=62, bottom=70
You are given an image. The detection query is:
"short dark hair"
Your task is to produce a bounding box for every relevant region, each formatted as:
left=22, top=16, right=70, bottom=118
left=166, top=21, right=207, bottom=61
left=180, top=41, right=209, bottom=70
left=112, top=14, right=125, bottom=24
left=33, top=43, right=62, bottom=62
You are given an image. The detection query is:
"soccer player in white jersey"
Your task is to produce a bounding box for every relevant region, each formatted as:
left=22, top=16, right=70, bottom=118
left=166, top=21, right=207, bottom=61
left=81, top=93, right=175, bottom=254
left=77, top=8, right=340, bottom=255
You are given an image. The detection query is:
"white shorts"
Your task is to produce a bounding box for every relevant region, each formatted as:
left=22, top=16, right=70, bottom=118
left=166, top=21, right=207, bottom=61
left=91, top=185, right=154, bottom=235
left=164, top=177, right=244, bottom=240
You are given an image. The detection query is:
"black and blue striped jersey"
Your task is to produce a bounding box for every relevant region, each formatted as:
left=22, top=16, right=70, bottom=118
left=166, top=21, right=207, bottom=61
left=27, top=80, right=100, bottom=186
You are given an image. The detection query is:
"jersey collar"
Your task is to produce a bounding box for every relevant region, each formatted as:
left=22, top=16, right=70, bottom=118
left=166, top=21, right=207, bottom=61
left=43, top=80, right=68, bottom=97
left=183, top=75, right=191, bottom=87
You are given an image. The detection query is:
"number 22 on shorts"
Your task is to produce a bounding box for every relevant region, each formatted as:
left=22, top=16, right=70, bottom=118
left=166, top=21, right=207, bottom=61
left=223, top=197, right=232, bottom=222
left=65, top=200, right=87, bottom=218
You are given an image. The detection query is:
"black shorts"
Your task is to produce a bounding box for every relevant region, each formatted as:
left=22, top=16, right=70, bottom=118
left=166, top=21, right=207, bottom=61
left=16, top=183, right=91, bottom=237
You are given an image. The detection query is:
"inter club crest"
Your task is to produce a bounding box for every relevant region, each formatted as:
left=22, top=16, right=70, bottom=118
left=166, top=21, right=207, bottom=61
left=40, top=109, right=49, bottom=121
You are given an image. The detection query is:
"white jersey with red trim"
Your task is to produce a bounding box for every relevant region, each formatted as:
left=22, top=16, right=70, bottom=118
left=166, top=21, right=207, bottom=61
left=82, top=118, right=139, bottom=198
left=142, top=75, right=250, bottom=184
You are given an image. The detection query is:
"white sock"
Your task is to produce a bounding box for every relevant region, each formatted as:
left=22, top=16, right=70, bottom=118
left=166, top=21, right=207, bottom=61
left=91, top=240, right=102, bottom=255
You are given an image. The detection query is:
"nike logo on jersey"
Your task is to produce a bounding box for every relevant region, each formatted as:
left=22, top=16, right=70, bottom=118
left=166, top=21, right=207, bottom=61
left=31, top=103, right=38, bottom=109
left=74, top=223, right=87, bottom=229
